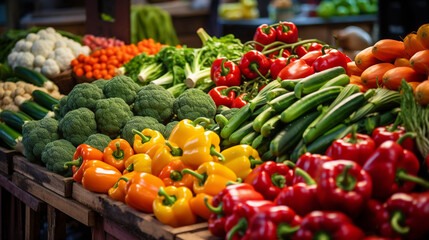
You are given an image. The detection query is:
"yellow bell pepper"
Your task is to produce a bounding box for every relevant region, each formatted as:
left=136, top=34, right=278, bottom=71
left=219, top=144, right=263, bottom=180
left=153, top=186, right=197, bottom=227
left=151, top=141, right=182, bottom=176
left=132, top=129, right=165, bottom=154
left=108, top=171, right=137, bottom=202
left=182, top=162, right=238, bottom=196
left=123, top=153, right=152, bottom=174
left=168, top=119, right=205, bottom=149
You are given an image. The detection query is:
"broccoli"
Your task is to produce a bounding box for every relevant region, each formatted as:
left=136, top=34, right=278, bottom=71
left=59, top=107, right=97, bottom=146
left=103, top=75, right=141, bottom=105
left=121, top=116, right=165, bottom=146
left=66, top=83, right=104, bottom=111
left=54, top=95, right=69, bottom=120
left=220, top=107, right=240, bottom=120
left=173, top=88, right=216, bottom=121
left=41, top=139, right=76, bottom=177
left=22, top=117, right=60, bottom=164
left=95, top=98, right=134, bottom=139
left=163, top=121, right=179, bottom=139
left=134, top=84, right=175, bottom=124
left=84, top=133, right=112, bottom=152
left=91, top=79, right=108, bottom=90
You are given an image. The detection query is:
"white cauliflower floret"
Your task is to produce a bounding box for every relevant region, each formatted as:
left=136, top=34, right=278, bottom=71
left=15, top=39, right=26, bottom=51
left=26, top=33, right=40, bottom=42
left=7, top=52, right=19, bottom=66
left=55, top=47, right=74, bottom=71
left=71, top=45, right=90, bottom=58
left=34, top=67, right=41, bottom=73
left=37, top=29, right=47, bottom=36
left=54, top=40, right=67, bottom=49
left=47, top=51, right=55, bottom=59
left=41, top=59, right=60, bottom=77
left=34, top=55, right=46, bottom=67
left=31, top=39, right=55, bottom=58
left=39, top=31, right=57, bottom=42
left=21, top=41, right=33, bottom=52
left=16, top=52, right=34, bottom=69
left=54, top=33, right=63, bottom=40
left=45, top=27, right=56, bottom=34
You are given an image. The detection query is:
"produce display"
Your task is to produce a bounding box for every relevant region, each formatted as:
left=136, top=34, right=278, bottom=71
left=1, top=20, right=429, bottom=240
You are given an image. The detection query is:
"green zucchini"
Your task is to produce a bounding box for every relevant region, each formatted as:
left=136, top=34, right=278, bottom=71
left=280, top=78, right=303, bottom=91
left=240, top=131, right=259, bottom=145
left=305, top=124, right=350, bottom=154
left=251, top=104, right=270, bottom=118
left=32, top=90, right=60, bottom=111
left=0, top=110, right=33, bottom=133
left=270, top=111, right=320, bottom=157
left=220, top=103, right=253, bottom=139
left=281, top=86, right=343, bottom=123
left=268, top=91, right=297, bottom=112
left=267, top=88, right=289, bottom=101
left=260, top=115, right=283, bottom=138
left=289, top=139, right=307, bottom=162
left=253, top=106, right=276, bottom=132
left=251, top=134, right=266, bottom=149
left=0, top=123, right=22, bottom=150
left=320, top=74, right=350, bottom=89
left=294, top=66, right=346, bottom=98
left=261, top=150, right=274, bottom=162
left=229, top=121, right=254, bottom=144
left=14, top=66, right=49, bottom=87
left=20, top=100, right=54, bottom=120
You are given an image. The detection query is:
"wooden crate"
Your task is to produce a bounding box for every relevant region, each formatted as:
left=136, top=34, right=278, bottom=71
left=72, top=182, right=208, bottom=240
left=177, top=229, right=222, bottom=240
left=0, top=147, right=16, bottom=176
left=13, top=155, right=74, bottom=198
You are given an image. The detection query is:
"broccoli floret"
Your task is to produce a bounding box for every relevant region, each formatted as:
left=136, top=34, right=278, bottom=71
left=103, top=75, right=141, bottom=105
left=173, top=88, right=216, bottom=121
left=163, top=121, right=179, bottom=139
left=134, top=84, right=175, bottom=124
left=54, top=95, right=69, bottom=120
left=59, top=107, right=97, bottom=146
left=84, top=133, right=112, bottom=152
left=220, top=108, right=240, bottom=120
left=91, top=79, right=108, bottom=90
left=41, top=139, right=76, bottom=177
left=22, top=118, right=60, bottom=164
left=66, top=83, right=104, bottom=111
left=95, top=98, right=133, bottom=139
left=121, top=116, right=165, bottom=146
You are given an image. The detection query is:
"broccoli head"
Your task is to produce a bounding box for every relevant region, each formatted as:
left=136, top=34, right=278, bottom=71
left=163, top=121, right=179, bottom=139
left=103, top=75, right=141, bottom=105
left=83, top=133, right=112, bottom=152
left=66, top=83, right=104, bottom=111
left=22, top=117, right=60, bottom=164
left=41, top=139, right=76, bottom=177
left=95, top=98, right=134, bottom=139
left=59, top=107, right=97, bottom=146
left=134, top=84, right=175, bottom=124
left=121, top=116, right=165, bottom=146
left=54, top=95, right=69, bottom=120
left=173, top=88, right=216, bottom=121
left=91, top=79, right=108, bottom=90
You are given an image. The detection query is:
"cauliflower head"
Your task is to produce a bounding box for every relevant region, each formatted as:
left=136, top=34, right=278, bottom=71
left=121, top=116, right=165, bottom=146
left=34, top=55, right=46, bottom=68
left=66, top=83, right=104, bottom=111
left=31, top=39, right=55, bottom=58
left=59, top=107, right=97, bottom=146
left=95, top=98, right=134, bottom=139
left=103, top=75, right=141, bottom=105
left=54, top=47, right=74, bottom=71
left=134, top=84, right=175, bottom=123
left=41, top=139, right=76, bottom=177
left=41, top=59, right=60, bottom=77
left=173, top=88, right=216, bottom=121
left=83, top=133, right=112, bottom=152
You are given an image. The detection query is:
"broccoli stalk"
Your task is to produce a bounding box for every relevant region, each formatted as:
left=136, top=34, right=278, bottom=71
left=137, top=61, right=165, bottom=83
left=167, top=83, right=187, bottom=97
left=184, top=48, right=212, bottom=88
left=150, top=71, right=173, bottom=86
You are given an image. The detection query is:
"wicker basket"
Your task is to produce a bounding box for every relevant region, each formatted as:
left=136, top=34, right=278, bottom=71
left=48, top=70, right=76, bottom=95
left=73, top=72, right=96, bottom=84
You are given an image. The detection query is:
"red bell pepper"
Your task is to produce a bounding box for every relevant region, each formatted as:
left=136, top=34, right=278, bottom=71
left=379, top=191, right=429, bottom=240
left=300, top=50, right=323, bottom=66
left=269, top=57, right=288, bottom=79
left=313, top=47, right=348, bottom=72
left=275, top=21, right=298, bottom=44
left=253, top=24, right=276, bottom=52
left=316, top=160, right=373, bottom=218
left=225, top=200, right=275, bottom=240
left=356, top=199, right=385, bottom=234
left=308, top=42, right=323, bottom=52
left=326, top=126, right=376, bottom=167
left=294, top=211, right=366, bottom=240
left=231, top=93, right=249, bottom=109
left=295, top=45, right=308, bottom=58
left=208, top=86, right=238, bottom=108
left=362, top=135, right=429, bottom=200
left=210, top=58, right=242, bottom=87
left=64, top=144, right=104, bottom=183
left=277, top=59, right=314, bottom=80
left=242, top=205, right=302, bottom=240
left=239, top=50, right=271, bottom=80
left=275, top=167, right=321, bottom=216
left=371, top=114, right=414, bottom=152
left=268, top=49, right=290, bottom=60
left=244, top=161, right=294, bottom=200
left=293, top=153, right=333, bottom=184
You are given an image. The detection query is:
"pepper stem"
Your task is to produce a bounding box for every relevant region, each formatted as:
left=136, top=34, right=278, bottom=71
left=271, top=173, right=286, bottom=188
left=249, top=62, right=267, bottom=81
left=225, top=178, right=242, bottom=186
left=181, top=169, right=206, bottom=182
left=249, top=156, right=263, bottom=169
left=227, top=218, right=247, bottom=240
left=113, top=176, right=129, bottom=188
left=396, top=169, right=429, bottom=189
left=132, top=129, right=151, bottom=144
left=204, top=196, right=223, bottom=214
left=113, top=142, right=125, bottom=160
left=125, top=163, right=134, bottom=172
left=346, top=125, right=358, bottom=144
left=295, top=167, right=316, bottom=185
left=390, top=211, right=410, bottom=234
left=165, top=141, right=183, bottom=156
left=336, top=164, right=356, bottom=191
left=63, top=156, right=83, bottom=169
left=170, top=170, right=183, bottom=182
left=387, top=113, right=402, bottom=132
left=220, top=58, right=230, bottom=76
left=396, top=132, right=416, bottom=145
left=314, top=232, right=331, bottom=240
left=283, top=160, right=296, bottom=169
left=193, top=117, right=212, bottom=128
left=277, top=223, right=300, bottom=239
left=210, top=145, right=225, bottom=162
left=158, top=187, right=177, bottom=206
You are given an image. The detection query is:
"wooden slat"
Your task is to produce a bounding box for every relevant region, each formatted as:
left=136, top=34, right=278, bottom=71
left=12, top=173, right=95, bottom=227
left=25, top=205, right=40, bottom=240
left=91, top=214, right=105, bottom=240
left=47, top=205, right=66, bottom=240
left=176, top=230, right=222, bottom=240
left=72, top=183, right=208, bottom=240
left=13, top=155, right=74, bottom=197
left=103, top=218, right=143, bottom=240
left=0, top=173, right=43, bottom=212
left=0, top=147, right=15, bottom=176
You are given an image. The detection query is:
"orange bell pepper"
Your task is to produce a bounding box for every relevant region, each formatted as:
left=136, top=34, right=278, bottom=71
left=108, top=171, right=137, bottom=202
left=81, top=160, right=122, bottom=193
left=158, top=159, right=194, bottom=189
left=103, top=139, right=134, bottom=172
left=151, top=141, right=182, bottom=176
left=132, top=129, right=165, bottom=154
left=190, top=193, right=213, bottom=220
left=64, top=144, right=104, bottom=183
left=124, top=172, right=165, bottom=213
left=145, top=142, right=164, bottom=159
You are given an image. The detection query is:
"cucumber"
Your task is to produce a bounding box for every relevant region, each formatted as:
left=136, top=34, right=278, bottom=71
left=261, top=150, right=274, bottom=162
left=0, top=110, right=33, bottom=133
left=260, top=115, right=283, bottom=138
left=251, top=134, right=265, bottom=149
left=294, top=66, right=346, bottom=98
left=267, top=88, right=289, bottom=101
left=240, top=131, right=259, bottom=145
left=270, top=111, right=319, bottom=157
left=281, top=86, right=343, bottom=123
left=253, top=106, right=276, bottom=132
left=280, top=78, right=303, bottom=91
left=32, top=90, right=60, bottom=111
left=220, top=103, right=252, bottom=139
left=305, top=124, right=350, bottom=154
left=290, top=139, right=307, bottom=162
left=229, top=121, right=254, bottom=144
left=303, top=92, right=366, bottom=144
left=14, top=66, right=49, bottom=87
left=268, top=91, right=297, bottom=112
left=320, top=74, right=350, bottom=89
left=20, top=100, right=54, bottom=120
left=251, top=104, right=270, bottom=118
left=0, top=123, right=22, bottom=150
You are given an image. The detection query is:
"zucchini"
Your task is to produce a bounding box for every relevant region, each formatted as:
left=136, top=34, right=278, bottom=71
left=251, top=104, right=270, bottom=118
left=294, top=66, right=346, bottom=98
left=281, top=86, right=343, bottom=123
left=220, top=103, right=253, bottom=139
left=280, top=78, right=302, bottom=91
left=0, top=123, right=22, bottom=150
left=253, top=106, right=276, bottom=132
left=229, top=121, right=254, bottom=144
left=268, top=91, right=297, bottom=112
left=32, top=90, right=60, bottom=111
left=305, top=124, right=350, bottom=154
left=14, top=66, right=49, bottom=87
left=251, top=134, right=265, bottom=149
left=320, top=74, right=350, bottom=89
left=270, top=111, right=320, bottom=157
left=260, top=115, right=283, bottom=138
left=261, top=150, right=274, bottom=162
left=290, top=139, right=307, bottom=162
left=267, top=88, right=289, bottom=101
left=240, top=131, right=259, bottom=145
left=0, top=110, right=33, bottom=133
left=20, top=100, right=54, bottom=120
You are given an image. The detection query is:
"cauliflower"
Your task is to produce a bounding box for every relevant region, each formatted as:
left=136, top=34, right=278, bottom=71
left=47, top=51, right=55, bottom=59
left=31, top=39, right=55, bottom=58
left=26, top=33, right=40, bottom=42
left=34, top=67, right=41, bottom=73
left=21, top=41, right=33, bottom=52
left=16, top=52, right=34, bottom=69
left=34, top=55, right=46, bottom=67
left=54, top=40, right=67, bottom=49
left=54, top=47, right=74, bottom=71
left=7, top=52, right=18, bottom=65
left=38, top=30, right=57, bottom=42
left=15, top=39, right=26, bottom=51
left=41, top=59, right=60, bottom=77
left=72, top=45, right=90, bottom=58
left=45, top=27, right=56, bottom=34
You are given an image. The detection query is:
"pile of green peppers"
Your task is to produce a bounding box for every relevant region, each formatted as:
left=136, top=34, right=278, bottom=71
left=317, top=0, right=378, bottom=18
